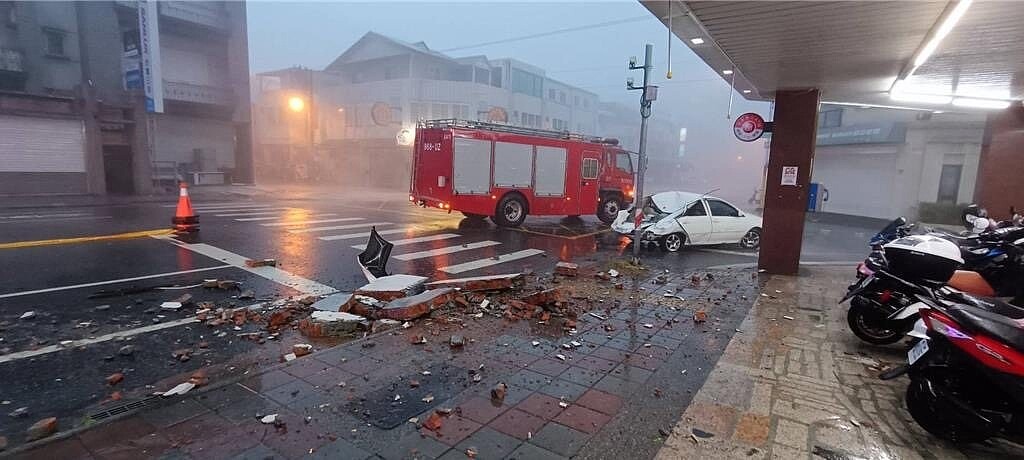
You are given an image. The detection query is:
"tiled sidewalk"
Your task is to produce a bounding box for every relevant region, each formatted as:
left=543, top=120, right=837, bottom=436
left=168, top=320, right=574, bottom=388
left=12, top=265, right=759, bottom=460
left=656, top=266, right=1024, bottom=460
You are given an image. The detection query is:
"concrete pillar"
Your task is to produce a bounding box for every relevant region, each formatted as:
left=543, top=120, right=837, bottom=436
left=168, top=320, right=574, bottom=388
left=758, top=89, right=820, bottom=275
left=974, top=105, right=1024, bottom=220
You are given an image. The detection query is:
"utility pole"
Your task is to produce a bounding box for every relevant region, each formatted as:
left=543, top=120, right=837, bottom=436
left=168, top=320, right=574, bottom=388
left=627, top=44, right=657, bottom=263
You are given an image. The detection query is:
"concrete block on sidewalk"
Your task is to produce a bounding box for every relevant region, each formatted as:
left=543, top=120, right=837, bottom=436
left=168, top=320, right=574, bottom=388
left=380, top=288, right=455, bottom=321
left=355, top=274, right=428, bottom=301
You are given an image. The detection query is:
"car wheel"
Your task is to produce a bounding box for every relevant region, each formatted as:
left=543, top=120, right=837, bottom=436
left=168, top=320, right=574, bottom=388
left=597, top=195, right=624, bottom=224
left=660, top=233, right=686, bottom=252
left=493, top=194, right=527, bottom=227
left=739, top=228, right=761, bottom=249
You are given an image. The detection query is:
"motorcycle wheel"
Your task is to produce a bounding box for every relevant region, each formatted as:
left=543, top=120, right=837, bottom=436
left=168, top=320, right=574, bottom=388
left=847, top=297, right=904, bottom=345
left=906, top=378, right=992, bottom=444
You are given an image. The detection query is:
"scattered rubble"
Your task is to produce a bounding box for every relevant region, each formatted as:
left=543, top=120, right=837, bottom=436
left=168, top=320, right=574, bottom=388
left=422, top=412, right=443, bottom=431
left=118, top=345, right=135, bottom=356
left=162, top=382, right=195, bottom=397
left=106, top=373, right=124, bottom=386
left=424, top=273, right=524, bottom=292
left=490, top=383, right=507, bottom=403
left=693, top=311, right=707, bottom=323
left=292, top=343, right=313, bottom=358
left=245, top=258, right=277, bottom=268
left=555, top=261, right=579, bottom=277
left=25, top=417, right=57, bottom=441
left=449, top=335, right=465, bottom=348
left=19, top=311, right=35, bottom=320
left=299, top=311, right=367, bottom=338
left=8, top=407, right=28, bottom=418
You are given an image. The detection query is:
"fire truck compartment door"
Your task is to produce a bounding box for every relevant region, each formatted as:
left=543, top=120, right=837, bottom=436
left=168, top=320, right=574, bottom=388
left=493, top=142, right=533, bottom=188
left=534, top=146, right=567, bottom=196
left=453, top=138, right=492, bottom=195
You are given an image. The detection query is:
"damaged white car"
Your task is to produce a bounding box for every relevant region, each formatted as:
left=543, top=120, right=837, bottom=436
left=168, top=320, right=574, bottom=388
left=611, top=191, right=762, bottom=252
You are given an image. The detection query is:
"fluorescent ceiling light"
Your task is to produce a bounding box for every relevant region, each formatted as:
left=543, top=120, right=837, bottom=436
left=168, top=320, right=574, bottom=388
left=690, top=37, right=705, bottom=45
left=913, top=0, right=973, bottom=68
left=722, top=69, right=733, bottom=75
left=952, top=98, right=1011, bottom=109
left=890, top=92, right=952, bottom=105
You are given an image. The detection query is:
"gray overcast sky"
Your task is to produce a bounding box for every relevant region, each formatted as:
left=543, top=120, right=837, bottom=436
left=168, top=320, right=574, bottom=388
left=247, top=0, right=771, bottom=195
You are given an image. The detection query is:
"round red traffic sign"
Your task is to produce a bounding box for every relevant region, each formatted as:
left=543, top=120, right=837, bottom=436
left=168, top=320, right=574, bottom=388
left=733, top=112, right=765, bottom=142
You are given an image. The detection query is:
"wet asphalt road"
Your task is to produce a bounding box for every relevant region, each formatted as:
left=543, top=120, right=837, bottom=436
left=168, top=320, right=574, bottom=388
left=0, top=190, right=865, bottom=445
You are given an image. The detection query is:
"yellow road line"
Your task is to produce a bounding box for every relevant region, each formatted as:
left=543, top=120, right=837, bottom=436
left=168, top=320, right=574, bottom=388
left=0, top=229, right=174, bottom=249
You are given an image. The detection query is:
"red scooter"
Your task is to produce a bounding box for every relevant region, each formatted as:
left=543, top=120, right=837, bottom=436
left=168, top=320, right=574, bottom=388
left=904, top=295, right=1024, bottom=443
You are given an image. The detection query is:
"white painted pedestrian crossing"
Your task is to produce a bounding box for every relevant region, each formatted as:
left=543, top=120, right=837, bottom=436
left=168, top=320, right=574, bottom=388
left=188, top=203, right=275, bottom=211
left=439, top=249, right=545, bottom=274
left=351, top=233, right=460, bottom=250
left=393, top=240, right=501, bottom=261
left=286, top=221, right=389, bottom=234
left=262, top=217, right=365, bottom=227
left=214, top=209, right=293, bottom=217
left=237, top=213, right=336, bottom=222
left=318, top=228, right=417, bottom=241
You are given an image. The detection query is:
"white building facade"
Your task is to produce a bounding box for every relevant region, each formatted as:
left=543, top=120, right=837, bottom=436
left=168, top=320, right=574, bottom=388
left=810, top=104, right=985, bottom=220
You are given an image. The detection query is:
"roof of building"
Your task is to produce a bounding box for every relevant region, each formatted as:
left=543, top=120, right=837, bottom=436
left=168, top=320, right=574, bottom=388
left=326, top=31, right=456, bottom=70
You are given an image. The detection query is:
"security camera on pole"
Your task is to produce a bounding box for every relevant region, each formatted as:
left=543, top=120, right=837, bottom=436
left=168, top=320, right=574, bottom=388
left=627, top=44, right=657, bottom=263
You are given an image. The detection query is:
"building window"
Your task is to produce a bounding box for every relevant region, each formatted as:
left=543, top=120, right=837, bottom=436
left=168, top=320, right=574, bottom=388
left=42, top=28, right=66, bottom=57
left=510, top=68, right=542, bottom=98
left=937, top=164, right=962, bottom=203
left=559, top=92, right=566, bottom=104
left=819, top=109, right=842, bottom=128
left=410, top=102, right=428, bottom=121
left=431, top=103, right=448, bottom=119
left=548, top=89, right=555, bottom=100
left=574, top=95, right=580, bottom=107
left=583, top=98, right=589, bottom=109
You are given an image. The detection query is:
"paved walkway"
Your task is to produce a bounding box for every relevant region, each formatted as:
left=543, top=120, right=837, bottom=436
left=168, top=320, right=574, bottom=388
left=9, top=263, right=758, bottom=459
left=656, top=266, right=1024, bottom=460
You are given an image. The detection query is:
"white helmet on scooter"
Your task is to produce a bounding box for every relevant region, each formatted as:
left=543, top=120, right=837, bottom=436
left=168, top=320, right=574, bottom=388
left=883, top=235, right=964, bottom=284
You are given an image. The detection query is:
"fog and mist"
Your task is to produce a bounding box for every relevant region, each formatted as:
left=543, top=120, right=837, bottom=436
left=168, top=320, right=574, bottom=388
left=248, top=1, right=770, bottom=207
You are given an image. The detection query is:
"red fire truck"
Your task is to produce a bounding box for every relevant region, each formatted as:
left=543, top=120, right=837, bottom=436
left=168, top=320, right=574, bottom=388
left=410, top=119, right=635, bottom=227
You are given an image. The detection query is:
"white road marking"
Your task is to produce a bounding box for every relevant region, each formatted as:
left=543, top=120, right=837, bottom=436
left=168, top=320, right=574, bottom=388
left=200, top=207, right=282, bottom=214
left=172, top=203, right=271, bottom=210
left=318, top=228, right=418, bottom=241
left=286, top=221, right=389, bottom=234
left=352, top=233, right=461, bottom=250
left=696, top=248, right=759, bottom=257
left=0, top=212, right=89, bottom=219
left=154, top=236, right=337, bottom=295
left=215, top=209, right=292, bottom=217
left=262, top=217, right=367, bottom=227
left=238, top=213, right=336, bottom=222
left=0, top=265, right=233, bottom=299
left=393, top=240, right=501, bottom=261
left=0, top=317, right=201, bottom=364
left=439, top=249, right=545, bottom=274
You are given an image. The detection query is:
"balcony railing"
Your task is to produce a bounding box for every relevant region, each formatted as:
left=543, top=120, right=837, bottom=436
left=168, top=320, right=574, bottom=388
left=0, top=48, right=24, bottom=73
left=163, top=80, right=233, bottom=106
left=158, top=1, right=228, bottom=31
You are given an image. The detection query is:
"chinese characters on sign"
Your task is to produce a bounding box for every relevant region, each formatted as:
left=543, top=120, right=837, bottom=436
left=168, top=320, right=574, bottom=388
left=781, top=166, right=798, bottom=186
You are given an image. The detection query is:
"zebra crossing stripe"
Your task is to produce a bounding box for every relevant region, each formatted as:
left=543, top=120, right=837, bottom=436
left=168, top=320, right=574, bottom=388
left=351, top=233, right=461, bottom=250
left=261, top=217, right=364, bottom=227
left=287, top=221, right=390, bottom=234
left=215, top=209, right=293, bottom=217
left=236, top=213, right=336, bottom=222
left=393, top=240, right=501, bottom=261
left=439, top=249, right=545, bottom=274
left=318, top=228, right=415, bottom=241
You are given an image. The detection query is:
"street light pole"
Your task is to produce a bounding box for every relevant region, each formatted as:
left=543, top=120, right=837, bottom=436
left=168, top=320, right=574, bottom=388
left=627, top=44, right=656, bottom=263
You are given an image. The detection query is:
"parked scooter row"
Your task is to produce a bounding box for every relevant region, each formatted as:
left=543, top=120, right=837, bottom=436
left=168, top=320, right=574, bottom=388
left=835, top=210, right=1024, bottom=443
left=843, top=216, right=1024, bottom=344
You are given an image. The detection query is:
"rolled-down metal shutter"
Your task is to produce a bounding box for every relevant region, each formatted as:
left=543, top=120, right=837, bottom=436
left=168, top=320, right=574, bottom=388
left=0, top=115, right=85, bottom=173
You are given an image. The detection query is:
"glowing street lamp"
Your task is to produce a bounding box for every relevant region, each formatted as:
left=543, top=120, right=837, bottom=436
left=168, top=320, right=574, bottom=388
left=288, top=96, right=305, bottom=112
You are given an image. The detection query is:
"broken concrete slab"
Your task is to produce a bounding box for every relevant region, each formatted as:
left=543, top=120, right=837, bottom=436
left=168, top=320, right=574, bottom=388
left=423, top=273, right=524, bottom=292
left=310, top=292, right=353, bottom=312
left=245, top=258, right=277, bottom=268
left=355, top=274, right=427, bottom=302
left=378, top=288, right=455, bottom=321
left=343, top=295, right=386, bottom=318
left=371, top=319, right=401, bottom=334
left=292, top=344, right=313, bottom=357
left=555, top=262, right=579, bottom=277
left=299, top=311, right=367, bottom=338
left=521, top=288, right=565, bottom=306
left=25, top=417, right=57, bottom=441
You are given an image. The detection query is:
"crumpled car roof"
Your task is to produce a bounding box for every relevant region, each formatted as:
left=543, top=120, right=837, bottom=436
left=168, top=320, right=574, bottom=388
left=649, top=191, right=703, bottom=214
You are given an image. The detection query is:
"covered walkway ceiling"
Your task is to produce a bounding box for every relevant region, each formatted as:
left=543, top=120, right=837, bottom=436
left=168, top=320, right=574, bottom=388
left=642, top=1, right=1024, bottom=111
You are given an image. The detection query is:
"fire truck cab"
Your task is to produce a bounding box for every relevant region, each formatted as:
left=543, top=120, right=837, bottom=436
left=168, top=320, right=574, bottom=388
left=410, top=119, right=635, bottom=227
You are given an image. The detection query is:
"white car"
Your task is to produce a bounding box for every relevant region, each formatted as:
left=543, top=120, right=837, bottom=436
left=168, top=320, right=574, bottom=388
left=611, top=191, right=762, bottom=252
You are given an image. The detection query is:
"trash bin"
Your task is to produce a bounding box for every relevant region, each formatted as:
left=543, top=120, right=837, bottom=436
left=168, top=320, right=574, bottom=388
left=807, top=183, right=829, bottom=212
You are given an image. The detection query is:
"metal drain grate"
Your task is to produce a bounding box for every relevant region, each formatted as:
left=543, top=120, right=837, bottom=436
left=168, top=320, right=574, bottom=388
left=89, top=395, right=162, bottom=422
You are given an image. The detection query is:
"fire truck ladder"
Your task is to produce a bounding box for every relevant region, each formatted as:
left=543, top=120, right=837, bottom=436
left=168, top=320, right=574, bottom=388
left=418, top=119, right=618, bottom=145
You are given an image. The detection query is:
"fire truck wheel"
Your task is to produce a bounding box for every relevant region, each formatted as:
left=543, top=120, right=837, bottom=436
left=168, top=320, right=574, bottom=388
left=597, top=195, right=624, bottom=224
left=493, top=194, right=528, bottom=227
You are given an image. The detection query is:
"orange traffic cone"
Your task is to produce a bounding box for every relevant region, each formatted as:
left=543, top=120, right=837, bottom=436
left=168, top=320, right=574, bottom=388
left=172, top=182, right=199, bottom=233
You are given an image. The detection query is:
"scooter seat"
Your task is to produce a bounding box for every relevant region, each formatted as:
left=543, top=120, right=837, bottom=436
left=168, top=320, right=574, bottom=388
left=944, top=304, right=1024, bottom=354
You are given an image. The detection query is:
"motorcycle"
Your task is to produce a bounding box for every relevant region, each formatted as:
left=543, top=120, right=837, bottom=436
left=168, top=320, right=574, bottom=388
left=903, top=293, right=1024, bottom=443
left=843, top=223, right=1024, bottom=344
